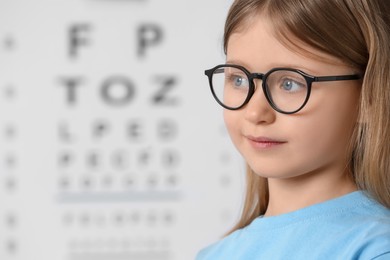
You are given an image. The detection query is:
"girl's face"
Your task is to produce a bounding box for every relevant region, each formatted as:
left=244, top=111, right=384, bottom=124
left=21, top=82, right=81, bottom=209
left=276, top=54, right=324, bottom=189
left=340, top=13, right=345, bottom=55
left=225, top=16, right=361, bottom=180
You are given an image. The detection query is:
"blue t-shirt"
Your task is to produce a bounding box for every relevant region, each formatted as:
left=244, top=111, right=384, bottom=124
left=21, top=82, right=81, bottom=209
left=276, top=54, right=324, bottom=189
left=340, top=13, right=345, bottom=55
left=196, top=191, right=390, bottom=259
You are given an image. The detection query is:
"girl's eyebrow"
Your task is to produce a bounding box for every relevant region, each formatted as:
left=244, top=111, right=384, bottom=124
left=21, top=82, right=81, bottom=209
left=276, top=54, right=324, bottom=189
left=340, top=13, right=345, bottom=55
left=225, top=59, right=320, bottom=75
left=225, top=59, right=250, bottom=68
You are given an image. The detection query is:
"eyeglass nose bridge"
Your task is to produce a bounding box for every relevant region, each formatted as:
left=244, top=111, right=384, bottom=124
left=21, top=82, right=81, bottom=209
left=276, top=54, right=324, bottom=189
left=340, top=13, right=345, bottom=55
left=247, top=72, right=268, bottom=94
left=249, top=72, right=265, bottom=81
left=245, top=72, right=276, bottom=109
left=248, top=72, right=266, bottom=89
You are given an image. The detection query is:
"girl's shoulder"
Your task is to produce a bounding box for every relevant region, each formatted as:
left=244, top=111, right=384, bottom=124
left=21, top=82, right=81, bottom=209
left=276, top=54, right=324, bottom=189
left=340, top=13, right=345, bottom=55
left=349, top=191, right=390, bottom=222
left=195, top=191, right=390, bottom=260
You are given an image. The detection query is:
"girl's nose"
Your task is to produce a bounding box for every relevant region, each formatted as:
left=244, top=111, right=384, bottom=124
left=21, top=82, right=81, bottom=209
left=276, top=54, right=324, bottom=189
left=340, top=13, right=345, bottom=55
left=244, top=85, right=276, bottom=125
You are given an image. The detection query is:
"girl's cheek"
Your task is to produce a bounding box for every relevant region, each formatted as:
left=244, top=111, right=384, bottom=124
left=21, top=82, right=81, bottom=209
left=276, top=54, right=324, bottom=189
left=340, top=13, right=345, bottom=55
left=224, top=110, right=239, bottom=130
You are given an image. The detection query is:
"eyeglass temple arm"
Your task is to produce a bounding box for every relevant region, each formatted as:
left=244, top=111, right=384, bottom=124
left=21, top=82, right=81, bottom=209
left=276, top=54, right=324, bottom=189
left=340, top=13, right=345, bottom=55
left=314, top=74, right=362, bottom=82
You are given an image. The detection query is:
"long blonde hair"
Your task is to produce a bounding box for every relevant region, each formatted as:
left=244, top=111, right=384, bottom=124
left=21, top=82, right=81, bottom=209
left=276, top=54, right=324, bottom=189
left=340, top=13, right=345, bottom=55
left=223, top=0, right=390, bottom=236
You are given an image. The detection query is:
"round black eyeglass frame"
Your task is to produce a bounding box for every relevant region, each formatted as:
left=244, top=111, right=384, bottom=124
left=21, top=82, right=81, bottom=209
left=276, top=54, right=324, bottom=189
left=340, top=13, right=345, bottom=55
left=204, top=64, right=362, bottom=114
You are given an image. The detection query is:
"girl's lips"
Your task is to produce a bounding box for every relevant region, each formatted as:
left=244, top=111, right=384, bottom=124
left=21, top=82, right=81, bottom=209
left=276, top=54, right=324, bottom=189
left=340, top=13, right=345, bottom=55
left=246, top=135, right=287, bottom=149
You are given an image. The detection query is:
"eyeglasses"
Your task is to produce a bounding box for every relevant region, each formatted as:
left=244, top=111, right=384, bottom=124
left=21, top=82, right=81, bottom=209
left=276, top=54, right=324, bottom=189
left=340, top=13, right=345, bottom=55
left=204, top=64, right=362, bottom=114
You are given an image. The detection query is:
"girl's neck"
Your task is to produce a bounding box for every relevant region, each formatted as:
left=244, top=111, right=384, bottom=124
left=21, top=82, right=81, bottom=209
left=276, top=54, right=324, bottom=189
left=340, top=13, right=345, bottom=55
left=263, top=169, right=357, bottom=217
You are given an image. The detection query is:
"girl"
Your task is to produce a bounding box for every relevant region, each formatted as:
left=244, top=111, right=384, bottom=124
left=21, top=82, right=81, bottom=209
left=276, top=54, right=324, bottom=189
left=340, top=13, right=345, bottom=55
left=197, top=0, right=390, bottom=259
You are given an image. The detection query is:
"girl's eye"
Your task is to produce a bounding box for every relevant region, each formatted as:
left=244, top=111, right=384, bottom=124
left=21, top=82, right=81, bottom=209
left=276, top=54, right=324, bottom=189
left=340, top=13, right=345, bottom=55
left=227, top=74, right=249, bottom=88
left=280, top=78, right=306, bottom=92
left=233, top=75, right=245, bottom=86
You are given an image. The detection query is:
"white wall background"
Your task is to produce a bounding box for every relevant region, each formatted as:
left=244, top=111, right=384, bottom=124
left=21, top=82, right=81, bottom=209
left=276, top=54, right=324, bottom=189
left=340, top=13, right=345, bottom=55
left=0, top=0, right=246, bottom=259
